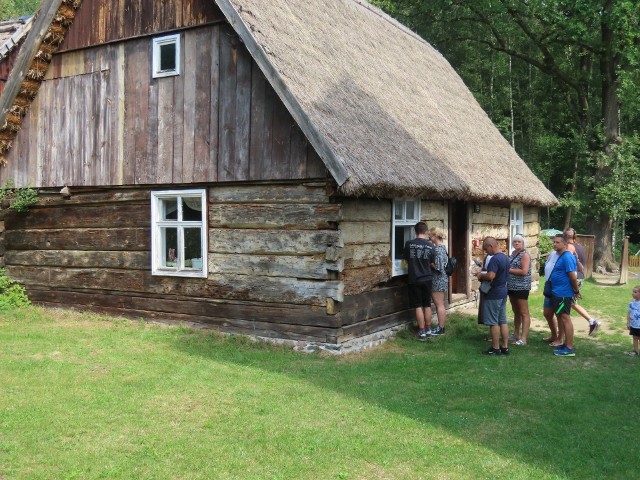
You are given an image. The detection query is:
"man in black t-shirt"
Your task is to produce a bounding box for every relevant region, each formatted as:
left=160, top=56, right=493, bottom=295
left=404, top=222, right=436, bottom=341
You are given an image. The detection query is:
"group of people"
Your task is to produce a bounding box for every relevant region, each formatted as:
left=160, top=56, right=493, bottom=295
left=403, top=222, right=629, bottom=357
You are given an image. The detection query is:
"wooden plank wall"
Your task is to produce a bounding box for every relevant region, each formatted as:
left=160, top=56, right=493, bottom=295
left=3, top=182, right=349, bottom=342
left=2, top=24, right=326, bottom=188
left=59, top=0, right=225, bottom=51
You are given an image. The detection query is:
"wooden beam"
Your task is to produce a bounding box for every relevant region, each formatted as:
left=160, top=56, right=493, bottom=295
left=215, top=0, right=349, bottom=186
left=0, top=0, right=65, bottom=128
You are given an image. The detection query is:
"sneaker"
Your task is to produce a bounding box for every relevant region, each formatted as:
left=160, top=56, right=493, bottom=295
left=589, top=320, right=601, bottom=336
left=554, top=346, right=575, bottom=357
left=626, top=351, right=639, bottom=356
left=425, top=327, right=435, bottom=336
left=417, top=330, right=427, bottom=342
left=431, top=327, right=445, bottom=335
left=500, top=347, right=510, bottom=355
left=483, top=347, right=502, bottom=355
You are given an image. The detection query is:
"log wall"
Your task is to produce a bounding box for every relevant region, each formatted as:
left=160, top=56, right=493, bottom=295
left=3, top=23, right=326, bottom=188
left=3, top=182, right=349, bottom=343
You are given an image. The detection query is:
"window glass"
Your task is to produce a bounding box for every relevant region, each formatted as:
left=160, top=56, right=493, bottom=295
left=152, top=189, right=207, bottom=277
left=159, top=43, right=177, bottom=71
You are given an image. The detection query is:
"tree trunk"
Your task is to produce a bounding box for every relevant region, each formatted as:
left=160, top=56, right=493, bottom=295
left=589, top=213, right=618, bottom=271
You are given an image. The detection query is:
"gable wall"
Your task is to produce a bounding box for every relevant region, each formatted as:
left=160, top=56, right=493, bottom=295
left=59, top=0, right=225, bottom=51
left=2, top=22, right=325, bottom=188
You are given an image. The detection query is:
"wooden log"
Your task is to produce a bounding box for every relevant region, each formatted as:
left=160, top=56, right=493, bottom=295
left=4, top=203, right=150, bottom=230
left=5, top=249, right=150, bottom=269
left=208, top=253, right=343, bottom=279
left=26, top=287, right=340, bottom=328
left=209, top=182, right=329, bottom=204
left=31, top=298, right=338, bottom=342
left=7, top=266, right=344, bottom=304
left=421, top=200, right=448, bottom=221
left=208, top=203, right=341, bottom=229
left=341, top=265, right=390, bottom=296
left=340, top=221, right=389, bottom=244
left=34, top=188, right=149, bottom=206
left=471, top=206, right=509, bottom=224
left=338, top=309, right=413, bottom=342
left=340, top=198, right=391, bottom=221
left=209, top=228, right=343, bottom=254
left=337, top=286, right=408, bottom=327
left=342, top=243, right=390, bottom=269
left=4, top=228, right=150, bottom=251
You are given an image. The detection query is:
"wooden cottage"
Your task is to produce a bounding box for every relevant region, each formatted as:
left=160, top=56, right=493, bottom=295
left=0, top=0, right=557, bottom=351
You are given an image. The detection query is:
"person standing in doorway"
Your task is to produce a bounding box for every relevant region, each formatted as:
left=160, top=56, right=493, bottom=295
left=476, top=237, right=510, bottom=355
left=404, top=222, right=436, bottom=341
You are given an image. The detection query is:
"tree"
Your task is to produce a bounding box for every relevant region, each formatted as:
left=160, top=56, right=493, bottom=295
left=372, top=0, right=640, bottom=269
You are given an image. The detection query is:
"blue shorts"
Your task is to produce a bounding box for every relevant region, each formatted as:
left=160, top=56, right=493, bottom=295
left=482, top=297, right=507, bottom=326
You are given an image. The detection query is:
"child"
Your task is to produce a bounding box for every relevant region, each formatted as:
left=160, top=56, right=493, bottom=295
left=627, top=285, right=640, bottom=356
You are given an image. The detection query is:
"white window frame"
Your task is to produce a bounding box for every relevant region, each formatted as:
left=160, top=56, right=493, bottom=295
left=152, top=33, right=181, bottom=78
left=510, top=203, right=524, bottom=253
left=392, top=198, right=421, bottom=277
left=151, top=189, right=207, bottom=278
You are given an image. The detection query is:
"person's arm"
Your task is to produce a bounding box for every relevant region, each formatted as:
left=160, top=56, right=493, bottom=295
left=509, top=252, right=530, bottom=276
left=568, top=271, right=581, bottom=298
left=476, top=257, right=496, bottom=281
left=628, top=311, right=631, bottom=330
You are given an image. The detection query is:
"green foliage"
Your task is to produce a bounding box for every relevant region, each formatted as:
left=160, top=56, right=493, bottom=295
left=538, top=233, right=553, bottom=257
left=0, top=0, right=39, bottom=19
left=0, top=268, right=29, bottom=308
left=0, top=179, right=38, bottom=212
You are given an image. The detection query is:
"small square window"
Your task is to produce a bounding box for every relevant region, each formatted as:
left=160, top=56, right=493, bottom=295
left=151, top=189, right=207, bottom=277
left=152, top=34, right=181, bottom=78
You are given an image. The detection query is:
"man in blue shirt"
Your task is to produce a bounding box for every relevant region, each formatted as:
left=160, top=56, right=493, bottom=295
left=549, top=234, right=581, bottom=357
left=476, top=237, right=510, bottom=355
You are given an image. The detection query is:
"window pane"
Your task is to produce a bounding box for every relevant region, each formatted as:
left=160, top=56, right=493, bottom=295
left=184, top=227, right=202, bottom=268
left=182, top=198, right=202, bottom=221
left=161, top=198, right=178, bottom=221
left=161, top=227, right=178, bottom=267
left=394, top=201, right=404, bottom=220
left=405, top=200, right=417, bottom=221
left=159, top=43, right=176, bottom=71
left=394, top=225, right=414, bottom=260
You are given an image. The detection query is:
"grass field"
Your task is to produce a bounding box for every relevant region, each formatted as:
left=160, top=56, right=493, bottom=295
left=1, top=277, right=638, bottom=479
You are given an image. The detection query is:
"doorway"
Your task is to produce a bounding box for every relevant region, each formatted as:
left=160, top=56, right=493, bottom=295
left=449, top=201, right=470, bottom=303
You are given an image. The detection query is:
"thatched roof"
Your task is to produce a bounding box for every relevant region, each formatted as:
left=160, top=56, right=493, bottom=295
left=217, top=0, right=558, bottom=206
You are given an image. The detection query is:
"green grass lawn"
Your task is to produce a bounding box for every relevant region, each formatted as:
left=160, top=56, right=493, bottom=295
left=1, top=278, right=638, bottom=480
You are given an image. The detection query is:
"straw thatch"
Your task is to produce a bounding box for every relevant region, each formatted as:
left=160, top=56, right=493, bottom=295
left=218, top=0, right=558, bottom=206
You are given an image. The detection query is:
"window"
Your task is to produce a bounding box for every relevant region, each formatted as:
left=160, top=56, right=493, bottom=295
left=152, top=34, right=180, bottom=78
left=510, top=204, right=524, bottom=253
left=151, top=189, right=207, bottom=278
left=392, top=199, right=420, bottom=276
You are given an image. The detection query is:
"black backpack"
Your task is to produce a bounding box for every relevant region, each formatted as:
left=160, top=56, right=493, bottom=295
left=445, top=256, right=457, bottom=276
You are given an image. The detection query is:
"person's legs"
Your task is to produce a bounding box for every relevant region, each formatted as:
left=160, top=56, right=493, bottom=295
left=509, top=294, right=521, bottom=339
left=559, top=312, right=574, bottom=349
left=518, top=298, right=530, bottom=344
left=634, top=335, right=639, bottom=353
left=414, top=307, right=425, bottom=331
left=432, top=291, right=446, bottom=328
left=490, top=324, right=500, bottom=350
left=543, top=302, right=559, bottom=343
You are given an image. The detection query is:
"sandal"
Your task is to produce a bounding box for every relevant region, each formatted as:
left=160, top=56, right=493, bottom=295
left=542, top=337, right=554, bottom=343
left=626, top=351, right=639, bottom=356
left=513, top=339, right=526, bottom=346
left=549, top=341, right=563, bottom=347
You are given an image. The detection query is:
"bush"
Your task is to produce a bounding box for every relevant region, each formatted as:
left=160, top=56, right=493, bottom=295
left=0, top=179, right=38, bottom=213
left=0, top=269, right=30, bottom=308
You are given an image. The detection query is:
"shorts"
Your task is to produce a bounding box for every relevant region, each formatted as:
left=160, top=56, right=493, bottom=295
left=629, top=327, right=640, bottom=337
left=408, top=282, right=432, bottom=309
left=551, top=296, right=572, bottom=316
left=508, top=290, right=530, bottom=300
left=543, top=297, right=553, bottom=309
left=482, top=297, right=507, bottom=326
